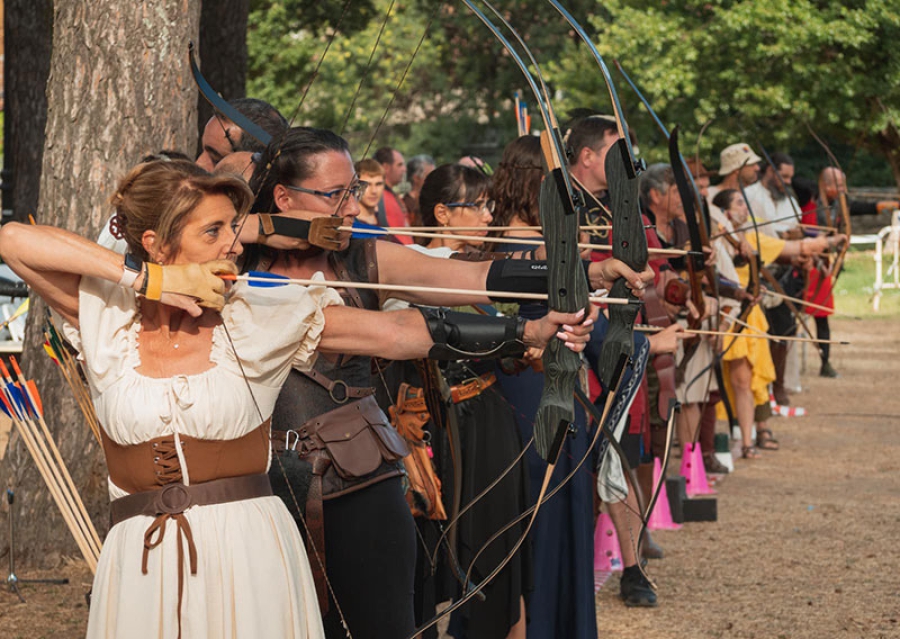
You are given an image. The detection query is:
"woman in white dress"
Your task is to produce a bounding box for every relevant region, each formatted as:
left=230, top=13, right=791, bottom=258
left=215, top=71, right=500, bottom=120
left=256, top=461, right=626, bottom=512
left=0, top=159, right=594, bottom=639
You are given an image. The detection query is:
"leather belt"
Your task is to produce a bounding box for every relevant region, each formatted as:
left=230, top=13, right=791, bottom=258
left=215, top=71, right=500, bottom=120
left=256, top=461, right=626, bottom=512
left=402, top=372, right=497, bottom=412
left=301, top=368, right=374, bottom=404
left=109, top=473, right=272, bottom=637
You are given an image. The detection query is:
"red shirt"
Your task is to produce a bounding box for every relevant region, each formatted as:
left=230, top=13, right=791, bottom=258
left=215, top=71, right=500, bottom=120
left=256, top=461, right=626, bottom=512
left=382, top=189, right=412, bottom=246
left=800, top=200, right=834, bottom=316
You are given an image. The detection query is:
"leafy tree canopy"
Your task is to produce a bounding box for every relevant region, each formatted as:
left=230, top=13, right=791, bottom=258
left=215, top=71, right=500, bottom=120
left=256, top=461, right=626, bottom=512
left=247, top=0, right=899, bottom=186
left=548, top=0, right=900, bottom=186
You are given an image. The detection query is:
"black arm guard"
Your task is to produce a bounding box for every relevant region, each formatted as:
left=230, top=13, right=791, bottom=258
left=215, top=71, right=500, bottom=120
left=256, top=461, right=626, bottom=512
left=416, top=306, right=528, bottom=360
left=257, top=213, right=312, bottom=240
left=485, top=259, right=594, bottom=302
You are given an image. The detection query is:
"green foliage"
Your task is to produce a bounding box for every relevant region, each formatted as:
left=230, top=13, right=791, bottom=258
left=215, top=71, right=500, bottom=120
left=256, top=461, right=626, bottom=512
left=247, top=0, right=602, bottom=159
left=548, top=0, right=900, bottom=185
left=246, top=0, right=900, bottom=182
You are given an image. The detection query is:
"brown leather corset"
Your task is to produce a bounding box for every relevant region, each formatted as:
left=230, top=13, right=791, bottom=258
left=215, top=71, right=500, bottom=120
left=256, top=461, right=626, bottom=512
left=100, top=419, right=271, bottom=494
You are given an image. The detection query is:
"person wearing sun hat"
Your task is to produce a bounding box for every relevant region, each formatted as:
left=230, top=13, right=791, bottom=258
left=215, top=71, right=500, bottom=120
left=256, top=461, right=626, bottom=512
left=717, top=142, right=762, bottom=185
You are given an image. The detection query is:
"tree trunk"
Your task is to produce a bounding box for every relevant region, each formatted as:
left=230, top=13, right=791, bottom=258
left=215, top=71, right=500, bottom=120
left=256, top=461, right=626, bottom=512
left=196, top=0, right=249, bottom=152
left=3, top=0, right=53, bottom=222
left=0, top=1, right=200, bottom=570
left=876, top=125, right=900, bottom=192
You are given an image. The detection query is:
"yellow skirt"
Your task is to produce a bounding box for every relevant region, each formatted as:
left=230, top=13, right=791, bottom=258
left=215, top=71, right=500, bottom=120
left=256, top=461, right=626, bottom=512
left=717, top=305, right=776, bottom=418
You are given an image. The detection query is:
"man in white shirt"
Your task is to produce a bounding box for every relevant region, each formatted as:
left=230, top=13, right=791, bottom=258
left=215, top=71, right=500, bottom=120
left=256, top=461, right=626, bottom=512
left=743, top=152, right=801, bottom=238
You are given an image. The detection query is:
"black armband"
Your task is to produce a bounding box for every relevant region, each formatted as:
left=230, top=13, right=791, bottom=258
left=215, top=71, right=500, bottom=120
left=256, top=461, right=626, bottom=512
left=257, top=213, right=312, bottom=242
left=416, top=306, right=527, bottom=360
left=485, top=259, right=594, bottom=301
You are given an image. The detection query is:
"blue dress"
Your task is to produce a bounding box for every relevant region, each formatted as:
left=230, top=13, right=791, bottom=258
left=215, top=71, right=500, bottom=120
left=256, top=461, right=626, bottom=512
left=495, top=303, right=648, bottom=639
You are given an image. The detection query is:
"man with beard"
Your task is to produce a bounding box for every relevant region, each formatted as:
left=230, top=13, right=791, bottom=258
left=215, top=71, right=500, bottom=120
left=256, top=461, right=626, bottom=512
left=744, top=154, right=803, bottom=404
left=744, top=152, right=801, bottom=238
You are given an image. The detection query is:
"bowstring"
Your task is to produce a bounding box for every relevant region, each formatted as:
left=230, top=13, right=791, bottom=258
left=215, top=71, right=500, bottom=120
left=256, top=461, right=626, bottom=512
left=220, top=0, right=357, bottom=259
left=219, top=320, right=354, bottom=638
left=355, top=0, right=443, bottom=160
left=339, top=0, right=398, bottom=135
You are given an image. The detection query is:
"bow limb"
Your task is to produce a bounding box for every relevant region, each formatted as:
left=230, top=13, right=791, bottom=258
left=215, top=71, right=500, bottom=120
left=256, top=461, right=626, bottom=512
left=545, top=1, right=662, bottom=568
left=457, top=0, right=583, bottom=461
left=830, top=192, right=852, bottom=285
left=636, top=399, right=679, bottom=574
left=612, top=61, right=715, bottom=319
left=613, top=61, right=718, bottom=420
left=404, top=6, right=579, bottom=636
left=190, top=44, right=273, bottom=146
left=806, top=123, right=852, bottom=294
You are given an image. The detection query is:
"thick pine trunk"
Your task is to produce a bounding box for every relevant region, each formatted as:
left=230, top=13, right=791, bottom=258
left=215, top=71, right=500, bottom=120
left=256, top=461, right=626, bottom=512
left=876, top=125, right=900, bottom=193
left=196, top=0, right=249, bottom=151
left=0, top=1, right=200, bottom=569
left=3, top=0, right=53, bottom=222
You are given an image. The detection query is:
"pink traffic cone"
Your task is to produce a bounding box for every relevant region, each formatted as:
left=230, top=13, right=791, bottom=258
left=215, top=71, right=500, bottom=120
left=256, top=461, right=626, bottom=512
left=681, top=441, right=716, bottom=496
left=593, top=512, right=623, bottom=572
left=679, top=441, right=694, bottom=488
left=648, top=456, right=681, bottom=531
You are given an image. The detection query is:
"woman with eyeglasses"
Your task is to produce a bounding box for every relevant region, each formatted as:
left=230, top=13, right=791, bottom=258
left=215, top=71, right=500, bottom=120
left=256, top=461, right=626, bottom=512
left=414, top=164, right=496, bottom=253
left=244, top=127, right=645, bottom=639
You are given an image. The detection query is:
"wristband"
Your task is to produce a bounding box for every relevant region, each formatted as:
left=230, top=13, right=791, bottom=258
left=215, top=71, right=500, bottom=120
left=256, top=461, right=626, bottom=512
left=118, top=253, right=143, bottom=289
left=141, top=263, right=164, bottom=300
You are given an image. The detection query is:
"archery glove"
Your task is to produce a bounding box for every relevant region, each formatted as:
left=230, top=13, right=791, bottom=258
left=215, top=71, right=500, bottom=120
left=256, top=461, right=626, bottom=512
left=141, top=260, right=237, bottom=312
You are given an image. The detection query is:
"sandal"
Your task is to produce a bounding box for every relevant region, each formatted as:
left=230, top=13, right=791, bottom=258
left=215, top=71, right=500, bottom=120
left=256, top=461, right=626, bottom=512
left=741, top=445, right=761, bottom=459
left=756, top=428, right=780, bottom=450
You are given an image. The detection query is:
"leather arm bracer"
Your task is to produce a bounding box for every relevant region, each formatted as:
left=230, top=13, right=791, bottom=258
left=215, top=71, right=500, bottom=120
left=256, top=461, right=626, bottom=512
left=484, top=258, right=593, bottom=302
left=416, top=306, right=527, bottom=360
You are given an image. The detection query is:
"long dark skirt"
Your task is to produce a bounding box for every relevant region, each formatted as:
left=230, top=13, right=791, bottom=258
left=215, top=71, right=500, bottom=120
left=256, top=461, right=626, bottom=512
left=445, top=368, right=533, bottom=639
left=494, top=365, right=596, bottom=639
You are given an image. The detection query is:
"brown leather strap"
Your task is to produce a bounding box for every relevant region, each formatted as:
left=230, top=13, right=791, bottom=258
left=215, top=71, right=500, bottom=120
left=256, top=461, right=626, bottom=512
left=109, top=473, right=273, bottom=526
left=109, top=473, right=272, bottom=639
left=449, top=372, right=497, bottom=404
left=330, top=250, right=367, bottom=310
left=400, top=372, right=497, bottom=413
left=306, top=450, right=331, bottom=616
left=257, top=213, right=276, bottom=244
left=299, top=368, right=375, bottom=404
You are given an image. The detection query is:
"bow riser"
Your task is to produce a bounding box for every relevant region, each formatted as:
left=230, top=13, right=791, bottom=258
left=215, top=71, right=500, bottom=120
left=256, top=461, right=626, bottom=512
left=533, top=159, right=590, bottom=459
left=598, top=138, right=646, bottom=389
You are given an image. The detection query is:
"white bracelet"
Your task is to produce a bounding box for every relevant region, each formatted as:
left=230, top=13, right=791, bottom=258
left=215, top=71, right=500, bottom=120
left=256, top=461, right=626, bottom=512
left=118, top=263, right=139, bottom=288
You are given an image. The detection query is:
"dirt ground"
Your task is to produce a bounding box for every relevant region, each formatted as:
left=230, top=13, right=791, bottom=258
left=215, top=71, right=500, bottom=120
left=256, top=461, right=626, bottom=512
left=0, top=317, right=898, bottom=638
left=597, top=317, right=900, bottom=638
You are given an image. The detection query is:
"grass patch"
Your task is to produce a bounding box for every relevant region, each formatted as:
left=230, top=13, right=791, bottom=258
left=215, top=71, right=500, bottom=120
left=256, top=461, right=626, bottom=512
left=833, top=249, right=900, bottom=318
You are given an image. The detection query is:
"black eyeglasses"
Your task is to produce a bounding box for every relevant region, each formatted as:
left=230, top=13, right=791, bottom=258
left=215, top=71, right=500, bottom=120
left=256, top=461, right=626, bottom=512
left=284, top=180, right=369, bottom=201
left=445, top=199, right=496, bottom=214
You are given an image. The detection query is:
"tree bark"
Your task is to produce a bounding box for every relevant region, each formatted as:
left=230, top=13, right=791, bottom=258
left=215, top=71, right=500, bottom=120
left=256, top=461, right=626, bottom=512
left=196, top=0, right=249, bottom=152
left=0, top=1, right=200, bottom=569
left=3, top=0, right=53, bottom=222
left=876, top=125, right=900, bottom=192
